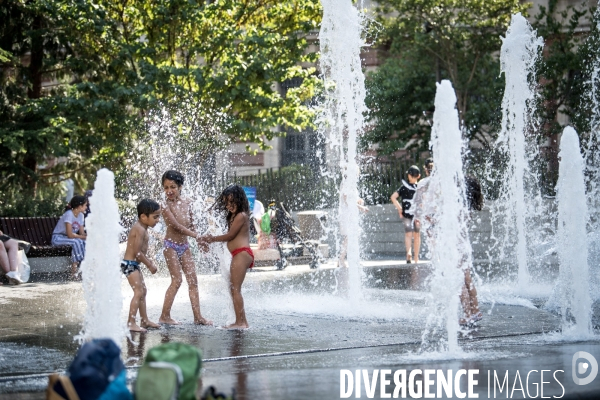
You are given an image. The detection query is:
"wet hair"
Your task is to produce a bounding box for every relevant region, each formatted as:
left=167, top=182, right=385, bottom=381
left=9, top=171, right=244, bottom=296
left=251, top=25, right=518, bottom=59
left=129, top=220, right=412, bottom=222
left=465, top=176, right=484, bottom=211
left=407, top=165, right=420, bottom=177
left=161, top=170, right=184, bottom=187
left=424, top=158, right=434, bottom=173
left=213, top=185, right=250, bottom=227
left=66, top=195, right=87, bottom=211
left=137, top=198, right=160, bottom=218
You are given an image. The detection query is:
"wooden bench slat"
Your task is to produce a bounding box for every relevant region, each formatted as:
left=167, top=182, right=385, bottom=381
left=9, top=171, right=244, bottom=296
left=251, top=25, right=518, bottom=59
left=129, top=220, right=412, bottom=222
left=25, top=218, right=36, bottom=244
left=26, top=218, right=37, bottom=244
left=8, top=218, right=22, bottom=241
left=0, top=216, right=72, bottom=258
left=41, top=218, right=52, bottom=245
left=17, top=218, right=30, bottom=243
left=32, top=218, right=44, bottom=245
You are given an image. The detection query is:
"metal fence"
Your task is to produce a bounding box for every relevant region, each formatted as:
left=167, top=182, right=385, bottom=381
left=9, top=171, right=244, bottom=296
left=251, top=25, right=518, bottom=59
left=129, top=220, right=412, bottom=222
left=218, top=161, right=414, bottom=211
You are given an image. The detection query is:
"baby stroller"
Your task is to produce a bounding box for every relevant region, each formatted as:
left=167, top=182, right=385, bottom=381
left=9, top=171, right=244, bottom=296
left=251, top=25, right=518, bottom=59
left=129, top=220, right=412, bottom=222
left=268, top=202, right=323, bottom=270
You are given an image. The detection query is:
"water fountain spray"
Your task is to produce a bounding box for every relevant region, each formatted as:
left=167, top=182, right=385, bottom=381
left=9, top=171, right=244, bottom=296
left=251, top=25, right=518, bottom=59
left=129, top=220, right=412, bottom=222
left=123, top=106, right=230, bottom=275
left=552, top=127, right=592, bottom=337
left=489, top=13, right=543, bottom=287
left=421, top=80, right=470, bottom=353
left=79, top=168, right=124, bottom=345
left=319, top=0, right=367, bottom=301
left=583, top=7, right=600, bottom=295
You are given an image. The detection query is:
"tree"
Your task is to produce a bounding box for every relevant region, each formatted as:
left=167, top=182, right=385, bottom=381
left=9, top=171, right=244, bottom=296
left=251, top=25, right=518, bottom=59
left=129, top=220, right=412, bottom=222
left=533, top=1, right=594, bottom=142
left=0, top=0, right=321, bottom=209
left=363, top=0, right=528, bottom=156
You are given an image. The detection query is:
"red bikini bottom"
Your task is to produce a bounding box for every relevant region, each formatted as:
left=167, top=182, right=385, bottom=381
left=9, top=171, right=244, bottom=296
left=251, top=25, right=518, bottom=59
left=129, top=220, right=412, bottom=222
left=230, top=247, right=254, bottom=269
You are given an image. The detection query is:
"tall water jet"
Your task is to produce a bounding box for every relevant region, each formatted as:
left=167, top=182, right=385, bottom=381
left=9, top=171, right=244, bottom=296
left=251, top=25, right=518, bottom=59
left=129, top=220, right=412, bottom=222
left=489, top=13, right=543, bottom=287
left=552, top=127, right=592, bottom=336
left=420, top=80, right=470, bottom=353
left=79, top=168, right=124, bottom=345
left=319, top=0, right=366, bottom=301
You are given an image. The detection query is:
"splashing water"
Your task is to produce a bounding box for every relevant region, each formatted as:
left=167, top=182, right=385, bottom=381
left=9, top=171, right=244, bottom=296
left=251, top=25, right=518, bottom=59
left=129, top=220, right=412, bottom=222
left=488, top=13, right=544, bottom=288
left=122, top=106, right=231, bottom=275
left=583, top=9, right=600, bottom=297
left=124, top=106, right=230, bottom=203
left=420, top=80, right=470, bottom=353
left=79, top=169, right=124, bottom=345
left=549, top=127, right=592, bottom=337
left=319, top=0, right=366, bottom=303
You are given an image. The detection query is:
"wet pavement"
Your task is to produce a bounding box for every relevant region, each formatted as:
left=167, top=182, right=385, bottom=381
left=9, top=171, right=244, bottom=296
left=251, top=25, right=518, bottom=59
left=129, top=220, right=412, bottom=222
left=1, top=260, right=599, bottom=399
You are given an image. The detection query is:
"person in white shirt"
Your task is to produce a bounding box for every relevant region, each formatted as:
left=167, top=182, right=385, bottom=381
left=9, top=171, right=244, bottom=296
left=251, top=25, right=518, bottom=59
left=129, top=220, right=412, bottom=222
left=51, top=195, right=88, bottom=280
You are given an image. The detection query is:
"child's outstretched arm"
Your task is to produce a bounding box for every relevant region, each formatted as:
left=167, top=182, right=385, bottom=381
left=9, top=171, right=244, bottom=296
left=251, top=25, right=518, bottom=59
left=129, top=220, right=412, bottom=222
left=202, top=213, right=247, bottom=243
left=162, top=204, right=199, bottom=239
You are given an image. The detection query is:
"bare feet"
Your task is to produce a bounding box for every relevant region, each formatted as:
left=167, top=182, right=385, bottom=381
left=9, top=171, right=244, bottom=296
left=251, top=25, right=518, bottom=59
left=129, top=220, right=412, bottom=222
left=223, top=323, right=249, bottom=330
left=141, top=320, right=161, bottom=329
left=128, top=322, right=148, bottom=333
left=158, top=317, right=180, bottom=325
left=194, top=317, right=213, bottom=326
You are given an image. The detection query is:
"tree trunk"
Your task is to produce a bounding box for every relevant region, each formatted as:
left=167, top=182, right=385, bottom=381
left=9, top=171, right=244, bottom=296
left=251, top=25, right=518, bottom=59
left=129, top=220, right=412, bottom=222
left=24, top=15, right=44, bottom=196
left=27, top=16, right=43, bottom=99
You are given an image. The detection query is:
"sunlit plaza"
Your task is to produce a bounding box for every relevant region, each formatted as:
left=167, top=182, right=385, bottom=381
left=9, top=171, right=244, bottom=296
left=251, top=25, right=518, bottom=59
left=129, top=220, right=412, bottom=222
left=1, top=0, right=600, bottom=399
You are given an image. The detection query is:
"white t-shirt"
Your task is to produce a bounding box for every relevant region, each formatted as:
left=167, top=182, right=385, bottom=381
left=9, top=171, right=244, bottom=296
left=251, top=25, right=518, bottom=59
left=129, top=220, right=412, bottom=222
left=53, top=210, right=85, bottom=235
left=252, top=200, right=265, bottom=221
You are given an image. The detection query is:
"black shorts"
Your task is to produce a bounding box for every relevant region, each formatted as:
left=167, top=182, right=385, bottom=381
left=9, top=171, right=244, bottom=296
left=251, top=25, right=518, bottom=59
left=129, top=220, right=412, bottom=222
left=403, top=217, right=421, bottom=233
left=121, top=260, right=140, bottom=277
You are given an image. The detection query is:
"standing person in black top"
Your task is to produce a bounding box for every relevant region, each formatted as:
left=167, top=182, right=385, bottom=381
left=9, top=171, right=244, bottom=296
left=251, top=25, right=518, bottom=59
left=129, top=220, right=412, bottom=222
left=391, top=165, right=421, bottom=263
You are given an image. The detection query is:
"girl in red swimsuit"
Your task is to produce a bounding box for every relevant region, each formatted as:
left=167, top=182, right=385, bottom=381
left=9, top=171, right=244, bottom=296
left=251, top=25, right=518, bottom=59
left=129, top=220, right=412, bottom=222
left=199, top=185, right=253, bottom=329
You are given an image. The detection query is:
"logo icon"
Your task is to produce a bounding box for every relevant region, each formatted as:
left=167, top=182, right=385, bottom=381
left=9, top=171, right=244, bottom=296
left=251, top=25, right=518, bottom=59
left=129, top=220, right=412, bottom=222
left=572, top=351, right=598, bottom=385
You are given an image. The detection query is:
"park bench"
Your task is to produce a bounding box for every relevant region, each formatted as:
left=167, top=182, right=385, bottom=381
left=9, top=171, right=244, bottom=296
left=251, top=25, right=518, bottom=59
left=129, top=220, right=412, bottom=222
left=0, top=217, right=71, bottom=257
left=0, top=217, right=71, bottom=274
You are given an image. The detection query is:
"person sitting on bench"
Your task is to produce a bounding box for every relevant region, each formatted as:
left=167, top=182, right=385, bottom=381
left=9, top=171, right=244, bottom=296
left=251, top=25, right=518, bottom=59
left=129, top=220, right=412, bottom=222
left=51, top=195, right=88, bottom=280
left=0, top=231, right=22, bottom=285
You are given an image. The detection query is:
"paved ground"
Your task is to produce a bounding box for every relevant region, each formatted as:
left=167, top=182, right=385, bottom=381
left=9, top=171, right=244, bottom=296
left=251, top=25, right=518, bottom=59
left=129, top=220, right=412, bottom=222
left=1, top=260, right=599, bottom=399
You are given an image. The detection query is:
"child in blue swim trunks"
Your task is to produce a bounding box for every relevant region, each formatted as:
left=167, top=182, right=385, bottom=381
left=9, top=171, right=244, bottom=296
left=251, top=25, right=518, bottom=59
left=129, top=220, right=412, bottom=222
left=122, top=199, right=162, bottom=332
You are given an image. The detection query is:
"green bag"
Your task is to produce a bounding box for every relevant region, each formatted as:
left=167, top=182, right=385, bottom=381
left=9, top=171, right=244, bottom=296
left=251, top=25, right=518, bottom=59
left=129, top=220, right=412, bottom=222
left=260, top=212, right=271, bottom=235
left=135, top=362, right=183, bottom=400
left=142, top=343, right=202, bottom=400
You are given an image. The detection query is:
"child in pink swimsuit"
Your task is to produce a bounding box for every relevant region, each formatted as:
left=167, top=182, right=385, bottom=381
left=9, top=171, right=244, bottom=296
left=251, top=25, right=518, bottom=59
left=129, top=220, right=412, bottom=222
left=199, top=185, right=253, bottom=329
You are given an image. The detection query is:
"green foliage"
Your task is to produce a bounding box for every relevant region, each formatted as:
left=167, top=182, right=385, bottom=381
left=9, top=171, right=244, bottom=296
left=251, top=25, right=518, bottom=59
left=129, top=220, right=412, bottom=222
left=533, top=1, right=595, bottom=140
left=0, top=0, right=321, bottom=209
left=364, top=48, right=436, bottom=155
left=0, top=191, right=65, bottom=217
left=364, top=0, right=527, bottom=155
left=359, top=161, right=415, bottom=205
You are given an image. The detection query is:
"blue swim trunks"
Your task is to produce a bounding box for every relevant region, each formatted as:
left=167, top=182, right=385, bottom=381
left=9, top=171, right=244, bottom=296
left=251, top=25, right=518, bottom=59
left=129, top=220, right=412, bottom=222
left=120, top=260, right=140, bottom=277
